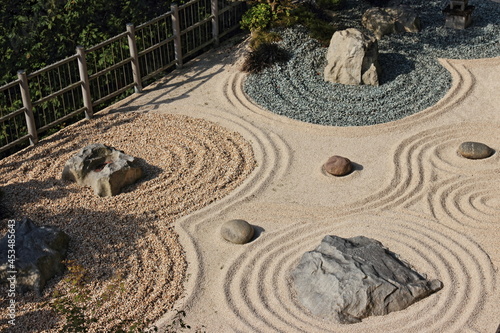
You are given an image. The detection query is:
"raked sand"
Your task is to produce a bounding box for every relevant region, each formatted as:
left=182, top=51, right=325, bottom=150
left=1, top=38, right=499, bottom=332
left=149, top=42, right=500, bottom=332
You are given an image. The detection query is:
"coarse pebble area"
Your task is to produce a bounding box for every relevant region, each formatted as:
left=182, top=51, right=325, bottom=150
left=0, top=111, right=256, bottom=331
left=244, top=0, right=500, bottom=126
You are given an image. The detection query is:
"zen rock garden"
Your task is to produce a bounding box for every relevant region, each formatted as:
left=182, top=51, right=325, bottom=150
left=292, top=235, right=443, bottom=324
left=0, top=218, right=69, bottom=294
left=62, top=143, right=143, bottom=197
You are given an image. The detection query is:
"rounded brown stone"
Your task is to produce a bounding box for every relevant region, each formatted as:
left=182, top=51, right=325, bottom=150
left=323, top=155, right=353, bottom=176
left=221, top=219, right=254, bottom=244
left=458, top=142, right=494, bottom=159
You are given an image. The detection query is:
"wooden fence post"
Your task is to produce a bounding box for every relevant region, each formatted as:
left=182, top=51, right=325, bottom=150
left=126, top=23, right=143, bottom=93
left=17, top=70, right=38, bottom=146
left=171, top=3, right=183, bottom=68
left=76, top=46, right=93, bottom=119
left=211, top=0, right=220, bottom=46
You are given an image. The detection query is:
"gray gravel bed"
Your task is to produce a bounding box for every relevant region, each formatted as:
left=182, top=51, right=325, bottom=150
left=243, top=0, right=500, bottom=126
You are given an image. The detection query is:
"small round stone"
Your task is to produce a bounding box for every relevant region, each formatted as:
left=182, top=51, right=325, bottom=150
left=458, top=142, right=494, bottom=159
left=323, top=155, right=353, bottom=176
left=221, top=219, right=254, bottom=244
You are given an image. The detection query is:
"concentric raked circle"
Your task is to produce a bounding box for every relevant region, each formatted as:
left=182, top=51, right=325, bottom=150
left=222, top=211, right=495, bottom=333
left=431, top=175, right=500, bottom=229
left=360, top=123, right=500, bottom=212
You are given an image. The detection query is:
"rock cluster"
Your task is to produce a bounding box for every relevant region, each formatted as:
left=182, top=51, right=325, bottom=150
left=324, top=28, right=381, bottom=86
left=62, top=143, right=143, bottom=197
left=0, top=218, right=69, bottom=294
left=221, top=219, right=254, bottom=244
left=457, top=142, right=494, bottom=159
left=292, top=235, right=443, bottom=324
left=362, top=6, right=421, bottom=39
left=323, top=155, right=353, bottom=176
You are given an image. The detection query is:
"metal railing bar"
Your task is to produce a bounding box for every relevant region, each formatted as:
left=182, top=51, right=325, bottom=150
left=178, top=0, right=202, bottom=11
left=91, top=82, right=135, bottom=106
left=181, top=16, right=213, bottom=35
left=37, top=107, right=86, bottom=133
left=27, top=55, right=79, bottom=78
left=0, top=80, right=21, bottom=91
left=0, top=135, right=31, bottom=154
left=31, top=81, right=82, bottom=107
left=137, top=37, right=175, bottom=57
left=136, top=10, right=173, bottom=30
left=219, top=2, right=242, bottom=15
left=86, top=32, right=128, bottom=53
left=0, top=108, right=25, bottom=123
left=219, top=24, right=240, bottom=38
left=88, top=58, right=133, bottom=81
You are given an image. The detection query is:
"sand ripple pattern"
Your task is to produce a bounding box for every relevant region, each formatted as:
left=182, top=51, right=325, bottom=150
left=222, top=210, right=496, bottom=333
left=431, top=175, right=500, bottom=229
left=0, top=111, right=256, bottom=331
left=348, top=122, right=500, bottom=213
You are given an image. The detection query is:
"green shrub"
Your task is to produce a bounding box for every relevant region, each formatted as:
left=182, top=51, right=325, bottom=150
left=240, top=3, right=275, bottom=32
left=241, top=43, right=289, bottom=73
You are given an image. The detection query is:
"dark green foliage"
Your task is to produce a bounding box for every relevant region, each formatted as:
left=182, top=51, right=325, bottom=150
left=241, top=3, right=275, bottom=32
left=0, top=0, right=172, bottom=84
left=241, top=43, right=289, bottom=73
left=316, top=0, right=345, bottom=10
left=291, top=5, right=338, bottom=46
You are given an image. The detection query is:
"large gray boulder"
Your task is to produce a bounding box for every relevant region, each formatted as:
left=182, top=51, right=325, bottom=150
left=292, top=235, right=443, bottom=324
left=62, top=143, right=143, bottom=197
left=0, top=218, right=70, bottom=294
left=362, top=6, right=421, bottom=39
left=324, top=28, right=381, bottom=86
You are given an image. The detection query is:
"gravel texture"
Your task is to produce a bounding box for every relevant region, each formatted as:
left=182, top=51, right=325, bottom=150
left=244, top=0, right=500, bottom=126
left=0, top=111, right=255, bottom=331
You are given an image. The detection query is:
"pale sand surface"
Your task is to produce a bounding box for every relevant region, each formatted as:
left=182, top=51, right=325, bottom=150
left=1, top=38, right=499, bottom=332
left=140, top=43, right=498, bottom=332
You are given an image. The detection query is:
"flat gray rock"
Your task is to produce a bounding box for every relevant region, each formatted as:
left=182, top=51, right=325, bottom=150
left=62, top=143, right=143, bottom=197
left=0, top=218, right=69, bottom=294
left=458, top=141, right=494, bottom=159
left=292, top=235, right=443, bottom=324
left=221, top=219, right=254, bottom=244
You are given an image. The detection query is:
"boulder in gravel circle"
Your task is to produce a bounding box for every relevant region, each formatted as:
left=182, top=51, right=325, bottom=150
left=324, top=28, right=381, bottom=86
left=457, top=142, right=494, bottom=159
left=292, top=235, right=443, bottom=324
left=221, top=219, right=254, bottom=244
left=62, top=143, right=143, bottom=197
